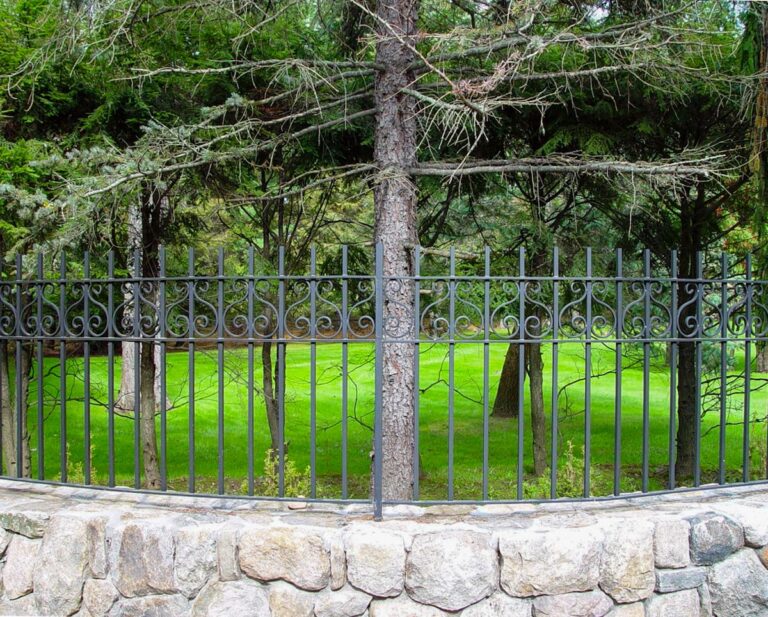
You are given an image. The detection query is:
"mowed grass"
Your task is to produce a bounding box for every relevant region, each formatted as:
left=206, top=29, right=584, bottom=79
left=21, top=341, right=768, bottom=500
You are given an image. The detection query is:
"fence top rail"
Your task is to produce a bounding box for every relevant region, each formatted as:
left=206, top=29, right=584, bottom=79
left=0, top=273, right=765, bottom=284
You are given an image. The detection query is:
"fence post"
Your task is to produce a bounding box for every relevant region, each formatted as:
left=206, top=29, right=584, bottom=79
left=374, top=242, right=384, bottom=520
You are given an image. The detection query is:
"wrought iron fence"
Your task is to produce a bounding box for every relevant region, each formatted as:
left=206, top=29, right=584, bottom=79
left=0, top=245, right=767, bottom=518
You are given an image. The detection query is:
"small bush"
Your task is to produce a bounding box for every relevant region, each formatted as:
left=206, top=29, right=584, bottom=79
left=239, top=450, right=311, bottom=498
left=523, top=440, right=639, bottom=499
left=66, top=443, right=96, bottom=484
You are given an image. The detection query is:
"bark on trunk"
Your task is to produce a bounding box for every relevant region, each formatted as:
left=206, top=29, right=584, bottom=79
left=0, top=341, right=32, bottom=477
left=492, top=344, right=520, bottom=417
left=676, top=334, right=697, bottom=480
left=261, top=339, right=282, bottom=455
left=528, top=337, right=547, bottom=477
left=140, top=340, right=161, bottom=489
left=372, top=0, right=419, bottom=501
left=756, top=344, right=768, bottom=373
left=675, top=189, right=705, bottom=482
left=117, top=343, right=165, bottom=411
left=116, top=191, right=167, bottom=411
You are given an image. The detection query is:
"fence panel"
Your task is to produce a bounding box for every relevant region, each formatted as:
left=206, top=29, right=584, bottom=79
left=0, top=246, right=766, bottom=516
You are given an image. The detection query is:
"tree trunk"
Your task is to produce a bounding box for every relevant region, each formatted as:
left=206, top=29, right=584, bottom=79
left=756, top=343, right=768, bottom=373
left=0, top=341, right=32, bottom=477
left=492, top=344, right=520, bottom=417
left=116, top=191, right=166, bottom=411
left=140, top=340, right=161, bottom=488
left=261, top=339, right=282, bottom=454
left=117, top=343, right=165, bottom=411
left=676, top=334, right=697, bottom=480
left=372, top=0, right=419, bottom=501
left=528, top=337, right=547, bottom=477
left=675, top=190, right=705, bottom=482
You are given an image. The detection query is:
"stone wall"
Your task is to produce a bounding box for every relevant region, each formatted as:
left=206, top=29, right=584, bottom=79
left=0, top=481, right=766, bottom=616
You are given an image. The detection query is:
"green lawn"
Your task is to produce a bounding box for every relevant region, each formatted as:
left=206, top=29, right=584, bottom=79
left=20, top=341, right=768, bottom=500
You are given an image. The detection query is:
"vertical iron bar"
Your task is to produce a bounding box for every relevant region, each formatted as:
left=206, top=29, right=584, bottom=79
left=613, top=249, right=623, bottom=496
left=217, top=247, right=225, bottom=495
left=642, top=249, right=651, bottom=493
left=669, top=250, right=678, bottom=489
left=59, top=252, right=68, bottom=482
left=341, top=246, right=349, bottom=499
left=187, top=247, right=196, bottom=493
left=107, top=251, right=115, bottom=486
left=36, top=253, right=44, bottom=480
left=277, top=247, right=286, bottom=496
left=412, top=246, right=420, bottom=499
left=718, top=252, right=728, bottom=485
left=584, top=248, right=593, bottom=497
left=83, top=252, right=91, bottom=484
left=310, top=247, right=317, bottom=498
left=482, top=247, right=490, bottom=500
left=550, top=246, right=560, bottom=499
left=744, top=253, right=752, bottom=482
left=14, top=254, right=22, bottom=478
left=247, top=246, right=255, bottom=496
left=159, top=246, right=167, bottom=491
left=373, top=243, right=384, bottom=519
left=694, top=251, right=703, bottom=487
left=448, top=248, right=455, bottom=500
left=517, top=247, right=525, bottom=500
left=132, top=249, right=140, bottom=489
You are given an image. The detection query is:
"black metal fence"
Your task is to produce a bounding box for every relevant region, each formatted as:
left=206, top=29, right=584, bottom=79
left=0, top=245, right=767, bottom=517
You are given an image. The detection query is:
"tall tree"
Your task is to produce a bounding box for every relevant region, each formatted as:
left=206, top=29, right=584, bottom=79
left=6, top=0, right=744, bottom=498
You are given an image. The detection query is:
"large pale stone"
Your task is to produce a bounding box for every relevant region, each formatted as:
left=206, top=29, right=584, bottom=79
left=655, top=567, right=707, bottom=593
left=699, top=584, right=713, bottom=617
left=532, top=590, right=613, bottom=617
left=83, top=579, right=119, bottom=617
left=654, top=519, right=690, bottom=569
left=268, top=581, right=315, bottom=617
left=406, top=530, right=497, bottom=611
left=708, top=549, right=768, bottom=616
left=175, top=524, right=218, bottom=598
left=86, top=517, right=108, bottom=579
left=109, top=522, right=176, bottom=597
left=0, top=509, right=49, bottom=537
left=599, top=520, right=655, bottom=603
left=3, top=535, right=40, bottom=599
left=191, top=580, right=270, bottom=617
left=713, top=504, right=768, bottom=547
left=314, top=585, right=371, bottom=617
left=345, top=529, right=406, bottom=598
left=0, top=594, right=37, bottom=616
left=34, top=514, right=91, bottom=616
left=499, top=525, right=603, bottom=597
left=461, top=594, right=532, bottom=617
left=688, top=513, right=744, bottom=565
left=217, top=525, right=241, bottom=582
left=329, top=532, right=347, bottom=591
left=647, top=590, right=700, bottom=617
left=0, top=528, right=9, bottom=557
left=239, top=526, right=329, bottom=591
left=109, top=594, right=189, bottom=617
left=368, top=594, right=450, bottom=617
left=608, top=603, right=645, bottom=617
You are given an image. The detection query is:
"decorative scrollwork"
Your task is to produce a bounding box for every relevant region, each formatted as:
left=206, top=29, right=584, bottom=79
left=383, top=278, right=415, bottom=340
left=560, top=280, right=588, bottom=338
left=348, top=278, right=375, bottom=339
left=523, top=280, right=553, bottom=339
left=489, top=280, right=520, bottom=339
